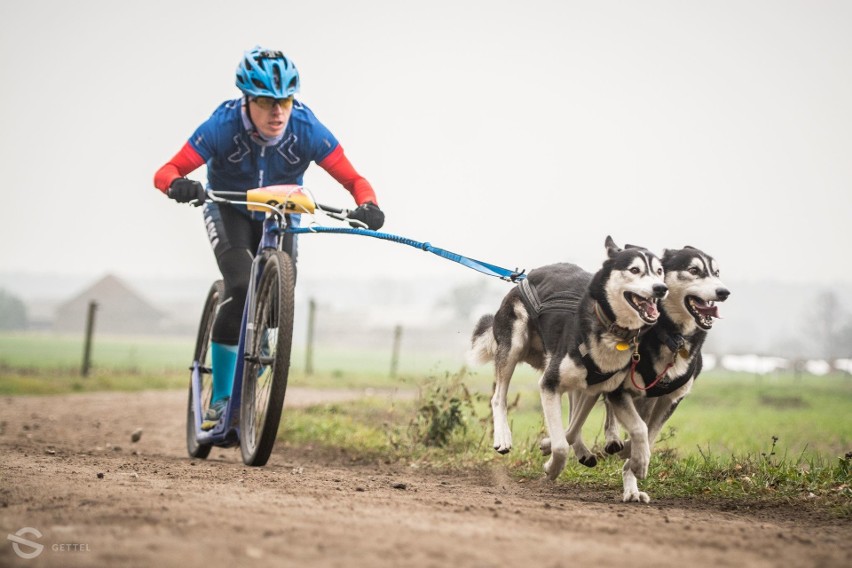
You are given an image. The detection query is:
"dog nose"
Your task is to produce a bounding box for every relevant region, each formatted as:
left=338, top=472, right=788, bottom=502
left=716, top=288, right=730, bottom=301
left=653, top=283, right=668, bottom=298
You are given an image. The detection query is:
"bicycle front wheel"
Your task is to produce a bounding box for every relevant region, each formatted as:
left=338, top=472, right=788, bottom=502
left=240, top=251, right=295, bottom=466
left=186, top=279, right=223, bottom=459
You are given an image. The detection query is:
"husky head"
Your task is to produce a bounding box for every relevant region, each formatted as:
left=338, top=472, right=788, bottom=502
left=661, top=246, right=730, bottom=332
left=591, top=236, right=668, bottom=330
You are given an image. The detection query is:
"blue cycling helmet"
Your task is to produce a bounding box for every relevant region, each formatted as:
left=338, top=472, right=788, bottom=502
left=235, top=47, right=300, bottom=98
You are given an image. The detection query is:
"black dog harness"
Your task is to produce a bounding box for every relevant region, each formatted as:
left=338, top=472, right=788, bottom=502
left=518, top=278, right=581, bottom=315
left=637, top=326, right=700, bottom=397
left=518, top=279, right=640, bottom=386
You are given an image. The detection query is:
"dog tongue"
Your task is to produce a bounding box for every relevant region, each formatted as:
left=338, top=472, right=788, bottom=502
left=646, top=301, right=659, bottom=319
left=694, top=302, right=720, bottom=318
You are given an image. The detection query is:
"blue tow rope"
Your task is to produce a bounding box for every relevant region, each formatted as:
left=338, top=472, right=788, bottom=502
left=286, top=226, right=526, bottom=282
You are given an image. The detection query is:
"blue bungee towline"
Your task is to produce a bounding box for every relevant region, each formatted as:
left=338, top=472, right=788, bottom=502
left=215, top=186, right=527, bottom=282
left=285, top=225, right=527, bottom=283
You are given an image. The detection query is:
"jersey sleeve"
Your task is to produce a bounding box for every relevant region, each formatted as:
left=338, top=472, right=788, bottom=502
left=318, top=144, right=378, bottom=206
left=153, top=142, right=207, bottom=193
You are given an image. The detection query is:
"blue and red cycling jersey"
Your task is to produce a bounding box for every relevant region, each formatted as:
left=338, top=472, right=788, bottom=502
left=154, top=98, right=377, bottom=206
left=191, top=98, right=335, bottom=190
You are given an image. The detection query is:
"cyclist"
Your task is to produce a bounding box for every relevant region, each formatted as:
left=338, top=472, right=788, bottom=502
left=154, top=47, right=384, bottom=430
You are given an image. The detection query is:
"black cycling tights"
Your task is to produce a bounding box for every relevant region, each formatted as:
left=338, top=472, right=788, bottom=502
left=206, top=202, right=296, bottom=345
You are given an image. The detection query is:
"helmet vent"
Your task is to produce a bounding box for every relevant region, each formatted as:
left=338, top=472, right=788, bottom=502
left=272, top=65, right=282, bottom=91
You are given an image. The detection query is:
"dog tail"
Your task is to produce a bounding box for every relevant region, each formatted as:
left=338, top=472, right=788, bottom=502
left=467, top=314, right=496, bottom=366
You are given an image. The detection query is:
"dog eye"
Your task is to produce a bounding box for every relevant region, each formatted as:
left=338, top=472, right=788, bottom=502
left=656, top=268, right=663, bottom=276
left=630, top=267, right=641, bottom=274
left=688, top=267, right=700, bottom=275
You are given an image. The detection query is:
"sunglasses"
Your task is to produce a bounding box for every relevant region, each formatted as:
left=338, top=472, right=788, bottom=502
left=250, top=96, right=294, bottom=111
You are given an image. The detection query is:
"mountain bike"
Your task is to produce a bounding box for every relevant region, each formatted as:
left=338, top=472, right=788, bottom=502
left=183, top=185, right=332, bottom=466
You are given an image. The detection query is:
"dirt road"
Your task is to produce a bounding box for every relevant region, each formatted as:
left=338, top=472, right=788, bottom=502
left=1, top=390, right=849, bottom=568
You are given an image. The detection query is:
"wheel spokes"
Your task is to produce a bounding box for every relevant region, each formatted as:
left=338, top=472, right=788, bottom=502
left=245, top=275, right=279, bottom=453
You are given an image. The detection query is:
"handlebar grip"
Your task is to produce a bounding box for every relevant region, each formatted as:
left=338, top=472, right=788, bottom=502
left=316, top=202, right=345, bottom=215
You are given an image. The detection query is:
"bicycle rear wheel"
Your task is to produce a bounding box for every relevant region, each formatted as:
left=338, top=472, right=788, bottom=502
left=240, top=251, right=295, bottom=466
left=186, top=280, right=223, bottom=459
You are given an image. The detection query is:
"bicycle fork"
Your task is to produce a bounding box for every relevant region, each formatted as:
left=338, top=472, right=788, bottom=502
left=244, top=214, right=287, bottom=365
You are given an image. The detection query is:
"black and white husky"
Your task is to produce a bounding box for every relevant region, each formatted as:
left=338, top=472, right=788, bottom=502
left=468, top=237, right=667, bottom=489
left=555, top=246, right=730, bottom=502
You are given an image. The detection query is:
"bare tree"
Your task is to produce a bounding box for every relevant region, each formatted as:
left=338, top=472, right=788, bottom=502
left=0, top=288, right=27, bottom=330
left=437, top=280, right=492, bottom=322
left=809, top=290, right=850, bottom=361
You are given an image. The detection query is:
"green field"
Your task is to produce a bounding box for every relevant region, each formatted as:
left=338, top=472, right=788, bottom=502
left=474, top=371, right=852, bottom=462
left=0, top=332, right=463, bottom=387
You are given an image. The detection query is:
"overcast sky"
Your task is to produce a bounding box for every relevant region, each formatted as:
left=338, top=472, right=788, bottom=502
left=1, top=0, right=850, bottom=288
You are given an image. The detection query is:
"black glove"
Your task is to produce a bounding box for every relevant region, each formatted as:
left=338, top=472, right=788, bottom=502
left=346, top=201, right=384, bottom=231
left=168, top=178, right=206, bottom=206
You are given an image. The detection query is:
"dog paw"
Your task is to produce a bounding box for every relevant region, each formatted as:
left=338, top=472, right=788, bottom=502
left=604, top=439, right=624, bottom=455
left=622, top=490, right=651, bottom=504
left=570, top=439, right=596, bottom=467
left=578, top=455, right=597, bottom=468
left=539, top=437, right=552, bottom=456
left=493, top=430, right=513, bottom=454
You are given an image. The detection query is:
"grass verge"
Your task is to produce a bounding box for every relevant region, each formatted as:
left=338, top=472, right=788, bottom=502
left=0, top=365, right=187, bottom=395
left=278, top=370, right=852, bottom=519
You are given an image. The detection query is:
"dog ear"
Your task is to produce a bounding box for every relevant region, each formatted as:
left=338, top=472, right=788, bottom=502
left=605, top=235, right=621, bottom=258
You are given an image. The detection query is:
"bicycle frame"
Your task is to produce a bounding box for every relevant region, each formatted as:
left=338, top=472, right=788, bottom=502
left=189, top=192, right=293, bottom=448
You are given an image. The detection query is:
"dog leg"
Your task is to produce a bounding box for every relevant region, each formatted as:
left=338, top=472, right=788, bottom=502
left=603, top=396, right=625, bottom=455
left=606, top=390, right=651, bottom=503
left=539, top=391, right=597, bottom=467
left=489, top=309, right=530, bottom=454
left=565, top=391, right=599, bottom=467
left=644, top=394, right=685, bottom=454
left=609, top=397, right=657, bottom=459
left=621, top=461, right=649, bottom=504
left=614, top=393, right=687, bottom=460
left=539, top=377, right=568, bottom=480
left=491, top=359, right=517, bottom=454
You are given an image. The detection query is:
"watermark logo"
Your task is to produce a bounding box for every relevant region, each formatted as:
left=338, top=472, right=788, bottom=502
left=7, top=527, right=44, bottom=560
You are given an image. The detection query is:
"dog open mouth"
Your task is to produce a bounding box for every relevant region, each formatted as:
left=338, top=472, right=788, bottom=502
left=625, top=292, right=660, bottom=324
left=685, top=295, right=720, bottom=329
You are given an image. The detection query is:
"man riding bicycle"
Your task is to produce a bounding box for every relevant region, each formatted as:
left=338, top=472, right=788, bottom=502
left=154, top=46, right=384, bottom=430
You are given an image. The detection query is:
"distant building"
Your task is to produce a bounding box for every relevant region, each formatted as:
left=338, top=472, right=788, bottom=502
left=54, top=274, right=165, bottom=335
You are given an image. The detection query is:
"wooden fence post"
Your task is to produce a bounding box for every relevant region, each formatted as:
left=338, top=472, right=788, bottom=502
left=390, top=324, right=403, bottom=378
left=305, top=298, right=316, bottom=375
left=81, top=300, right=98, bottom=377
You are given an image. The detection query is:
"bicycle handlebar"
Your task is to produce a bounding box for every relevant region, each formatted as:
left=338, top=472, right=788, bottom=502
left=186, top=186, right=366, bottom=229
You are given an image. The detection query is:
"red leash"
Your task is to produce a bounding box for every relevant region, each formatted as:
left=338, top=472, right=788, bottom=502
left=629, top=350, right=674, bottom=391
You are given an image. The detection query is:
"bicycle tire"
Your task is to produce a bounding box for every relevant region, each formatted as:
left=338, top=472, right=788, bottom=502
left=185, top=280, right=223, bottom=459
left=240, top=251, right=295, bottom=466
